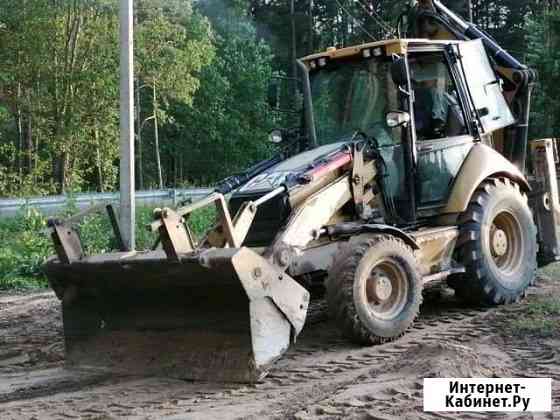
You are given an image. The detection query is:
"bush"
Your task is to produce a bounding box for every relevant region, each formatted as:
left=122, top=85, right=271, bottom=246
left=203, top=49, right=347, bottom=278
left=0, top=208, right=52, bottom=290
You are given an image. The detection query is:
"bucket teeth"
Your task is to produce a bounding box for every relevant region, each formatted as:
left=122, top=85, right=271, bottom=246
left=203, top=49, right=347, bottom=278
left=45, top=248, right=309, bottom=383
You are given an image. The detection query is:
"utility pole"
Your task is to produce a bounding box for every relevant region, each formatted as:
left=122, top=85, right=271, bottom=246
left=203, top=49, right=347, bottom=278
left=119, top=0, right=135, bottom=250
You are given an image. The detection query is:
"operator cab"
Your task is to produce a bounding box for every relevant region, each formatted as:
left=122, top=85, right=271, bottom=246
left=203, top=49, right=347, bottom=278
left=300, top=39, right=516, bottom=224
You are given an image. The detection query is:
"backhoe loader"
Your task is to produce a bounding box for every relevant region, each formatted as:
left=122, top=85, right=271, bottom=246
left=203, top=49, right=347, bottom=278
left=44, top=0, right=559, bottom=382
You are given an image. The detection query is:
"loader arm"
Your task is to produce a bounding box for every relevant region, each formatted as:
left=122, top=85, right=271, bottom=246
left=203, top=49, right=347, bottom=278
left=267, top=146, right=377, bottom=270
left=44, top=139, right=381, bottom=383
left=154, top=143, right=376, bottom=271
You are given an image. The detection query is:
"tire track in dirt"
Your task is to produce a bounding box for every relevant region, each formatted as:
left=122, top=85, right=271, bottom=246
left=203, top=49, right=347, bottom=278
left=0, top=369, right=120, bottom=404
left=0, top=280, right=558, bottom=420
left=0, top=288, right=496, bottom=419
left=0, top=291, right=64, bottom=375
left=275, top=280, right=559, bottom=420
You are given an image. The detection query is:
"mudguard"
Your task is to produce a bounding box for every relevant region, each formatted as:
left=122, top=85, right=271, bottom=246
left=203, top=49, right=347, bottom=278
left=444, top=144, right=530, bottom=214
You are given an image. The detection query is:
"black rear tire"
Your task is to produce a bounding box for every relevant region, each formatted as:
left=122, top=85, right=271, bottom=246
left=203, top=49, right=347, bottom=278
left=326, top=236, right=422, bottom=345
left=448, top=178, right=537, bottom=305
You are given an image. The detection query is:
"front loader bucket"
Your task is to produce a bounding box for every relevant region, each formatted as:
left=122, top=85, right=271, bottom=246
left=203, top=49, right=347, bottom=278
left=44, top=248, right=310, bottom=383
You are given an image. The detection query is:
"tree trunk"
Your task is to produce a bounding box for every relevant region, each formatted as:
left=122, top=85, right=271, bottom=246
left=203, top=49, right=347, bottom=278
left=34, top=126, right=39, bottom=178
left=153, top=84, right=164, bottom=190
left=341, top=1, right=347, bottom=47
left=172, top=148, right=176, bottom=187
left=16, top=111, right=23, bottom=178
left=179, top=153, right=183, bottom=184
left=308, top=0, right=314, bottom=54
left=26, top=114, right=33, bottom=174
left=466, top=0, right=473, bottom=21
left=94, top=125, right=104, bottom=192
left=134, top=11, right=144, bottom=190
left=54, top=152, right=68, bottom=193
left=290, top=0, right=298, bottom=93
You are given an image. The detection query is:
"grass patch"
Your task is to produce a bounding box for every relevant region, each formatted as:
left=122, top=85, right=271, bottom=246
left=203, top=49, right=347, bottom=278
left=0, top=204, right=216, bottom=291
left=0, top=208, right=52, bottom=290
left=508, top=297, right=560, bottom=338
left=540, top=262, right=560, bottom=279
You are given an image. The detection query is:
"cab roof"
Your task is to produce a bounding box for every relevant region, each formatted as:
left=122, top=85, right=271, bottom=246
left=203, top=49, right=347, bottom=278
left=300, top=38, right=462, bottom=67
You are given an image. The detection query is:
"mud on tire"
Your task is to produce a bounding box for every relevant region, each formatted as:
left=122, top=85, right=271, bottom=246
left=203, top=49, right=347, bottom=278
left=448, top=178, right=537, bottom=305
left=326, top=236, right=423, bottom=345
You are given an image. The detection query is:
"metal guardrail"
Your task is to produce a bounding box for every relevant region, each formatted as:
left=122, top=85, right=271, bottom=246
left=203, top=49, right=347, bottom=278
left=0, top=188, right=212, bottom=219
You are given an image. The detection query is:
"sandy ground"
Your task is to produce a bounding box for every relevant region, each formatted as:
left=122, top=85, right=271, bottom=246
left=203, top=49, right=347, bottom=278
left=0, top=277, right=558, bottom=420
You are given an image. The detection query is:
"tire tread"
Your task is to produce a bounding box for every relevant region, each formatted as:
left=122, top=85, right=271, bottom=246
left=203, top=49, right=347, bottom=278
left=326, top=236, right=422, bottom=345
left=449, top=178, right=537, bottom=305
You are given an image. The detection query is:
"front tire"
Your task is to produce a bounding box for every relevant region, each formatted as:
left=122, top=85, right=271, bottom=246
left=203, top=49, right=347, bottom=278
left=449, top=178, right=537, bottom=305
left=326, top=236, right=422, bottom=345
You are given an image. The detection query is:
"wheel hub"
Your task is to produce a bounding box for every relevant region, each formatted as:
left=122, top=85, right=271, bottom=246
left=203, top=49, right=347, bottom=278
left=368, top=272, right=393, bottom=302
left=491, top=228, right=508, bottom=257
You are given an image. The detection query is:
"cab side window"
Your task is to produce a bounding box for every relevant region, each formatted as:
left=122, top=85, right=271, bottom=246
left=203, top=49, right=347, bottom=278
left=409, top=53, right=467, bottom=141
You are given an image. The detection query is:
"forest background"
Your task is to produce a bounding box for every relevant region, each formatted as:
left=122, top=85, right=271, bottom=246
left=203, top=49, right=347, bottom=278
left=1, top=0, right=559, bottom=197
left=1, top=0, right=560, bottom=288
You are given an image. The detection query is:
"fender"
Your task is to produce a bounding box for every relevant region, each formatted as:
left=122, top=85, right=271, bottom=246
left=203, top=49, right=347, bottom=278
left=443, top=143, right=530, bottom=214
left=326, top=223, right=419, bottom=250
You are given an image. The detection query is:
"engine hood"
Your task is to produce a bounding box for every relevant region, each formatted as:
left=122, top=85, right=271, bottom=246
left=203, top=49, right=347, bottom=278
left=236, top=142, right=346, bottom=195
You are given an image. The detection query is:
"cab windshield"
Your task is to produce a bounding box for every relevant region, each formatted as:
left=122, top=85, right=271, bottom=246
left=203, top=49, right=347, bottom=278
left=310, top=58, right=400, bottom=146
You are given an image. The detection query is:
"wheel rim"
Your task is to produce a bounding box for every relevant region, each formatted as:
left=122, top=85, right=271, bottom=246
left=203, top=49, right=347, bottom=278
left=488, top=210, right=524, bottom=279
left=365, top=258, right=408, bottom=320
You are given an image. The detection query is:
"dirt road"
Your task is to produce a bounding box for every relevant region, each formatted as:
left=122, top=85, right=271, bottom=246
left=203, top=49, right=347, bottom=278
left=0, top=276, right=558, bottom=420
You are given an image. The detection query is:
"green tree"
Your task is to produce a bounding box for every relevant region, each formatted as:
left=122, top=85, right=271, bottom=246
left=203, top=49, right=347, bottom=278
left=173, top=0, right=274, bottom=184
left=527, top=8, right=560, bottom=139
left=0, top=0, right=216, bottom=195
left=0, top=0, right=120, bottom=194
left=135, top=0, right=214, bottom=189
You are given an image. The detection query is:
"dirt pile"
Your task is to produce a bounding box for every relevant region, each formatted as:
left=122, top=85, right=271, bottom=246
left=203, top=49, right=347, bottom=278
left=290, top=341, right=518, bottom=420
left=390, top=341, right=514, bottom=378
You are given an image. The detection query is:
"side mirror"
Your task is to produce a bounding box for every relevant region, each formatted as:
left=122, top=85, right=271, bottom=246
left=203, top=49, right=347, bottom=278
left=268, top=129, right=284, bottom=144
left=386, top=111, right=411, bottom=128
left=267, top=82, right=280, bottom=109
left=391, top=58, right=408, bottom=86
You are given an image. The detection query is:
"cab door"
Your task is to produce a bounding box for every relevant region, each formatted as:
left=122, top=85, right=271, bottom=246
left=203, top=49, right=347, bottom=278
left=457, top=39, right=516, bottom=134
left=416, top=135, right=474, bottom=207
left=409, top=50, right=474, bottom=209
